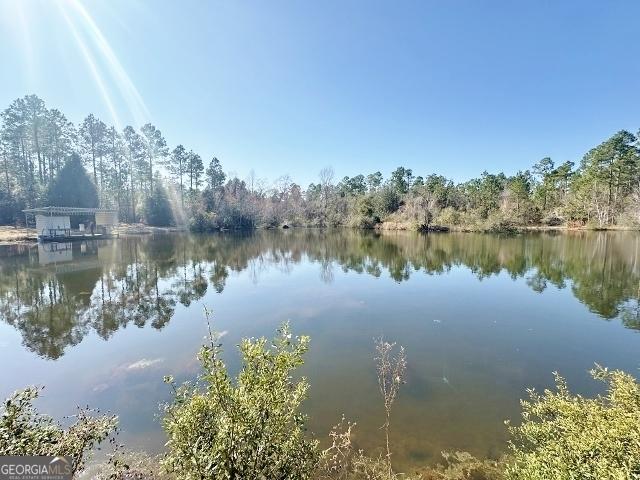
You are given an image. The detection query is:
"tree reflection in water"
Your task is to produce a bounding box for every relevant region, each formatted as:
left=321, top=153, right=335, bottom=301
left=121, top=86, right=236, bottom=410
left=0, top=230, right=638, bottom=360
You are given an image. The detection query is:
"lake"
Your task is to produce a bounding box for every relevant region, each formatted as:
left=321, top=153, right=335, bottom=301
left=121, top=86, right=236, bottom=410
left=0, top=230, right=639, bottom=471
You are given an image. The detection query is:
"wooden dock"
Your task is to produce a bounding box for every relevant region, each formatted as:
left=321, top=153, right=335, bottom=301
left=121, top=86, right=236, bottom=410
left=22, top=206, right=120, bottom=243
left=40, top=233, right=113, bottom=243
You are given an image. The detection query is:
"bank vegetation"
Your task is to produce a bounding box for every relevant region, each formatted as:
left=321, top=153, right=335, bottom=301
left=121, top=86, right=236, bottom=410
left=2, top=95, right=639, bottom=233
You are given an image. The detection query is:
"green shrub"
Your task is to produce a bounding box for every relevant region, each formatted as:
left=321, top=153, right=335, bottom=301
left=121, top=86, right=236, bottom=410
left=435, top=207, right=461, bottom=226
left=506, top=365, right=640, bottom=480
left=483, top=213, right=517, bottom=234
left=541, top=214, right=564, bottom=227
left=188, top=208, right=218, bottom=232
left=376, top=187, right=401, bottom=216
left=0, top=386, right=117, bottom=475
left=162, top=321, right=319, bottom=479
left=348, top=214, right=377, bottom=229
left=349, top=196, right=380, bottom=228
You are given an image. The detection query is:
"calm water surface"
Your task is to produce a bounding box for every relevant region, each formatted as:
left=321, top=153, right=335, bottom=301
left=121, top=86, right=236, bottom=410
left=1, top=230, right=639, bottom=470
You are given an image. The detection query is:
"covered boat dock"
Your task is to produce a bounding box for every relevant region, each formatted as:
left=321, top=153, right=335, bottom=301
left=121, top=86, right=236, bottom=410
left=23, top=206, right=119, bottom=242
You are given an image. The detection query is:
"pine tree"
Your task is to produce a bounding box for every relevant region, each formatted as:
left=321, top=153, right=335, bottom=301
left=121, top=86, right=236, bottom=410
left=79, top=114, right=107, bottom=188
left=140, top=123, right=168, bottom=193
left=206, top=156, right=226, bottom=190
left=47, top=153, right=98, bottom=208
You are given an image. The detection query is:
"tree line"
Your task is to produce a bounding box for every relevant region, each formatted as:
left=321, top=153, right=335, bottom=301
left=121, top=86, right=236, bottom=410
left=0, top=94, right=207, bottom=225
left=1, top=94, right=639, bottom=229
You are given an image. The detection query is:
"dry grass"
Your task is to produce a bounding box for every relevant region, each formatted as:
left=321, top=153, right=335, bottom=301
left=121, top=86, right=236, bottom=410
left=0, top=226, right=37, bottom=244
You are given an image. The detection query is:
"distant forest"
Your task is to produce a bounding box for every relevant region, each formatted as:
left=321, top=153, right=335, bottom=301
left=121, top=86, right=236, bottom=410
left=1, top=94, right=639, bottom=231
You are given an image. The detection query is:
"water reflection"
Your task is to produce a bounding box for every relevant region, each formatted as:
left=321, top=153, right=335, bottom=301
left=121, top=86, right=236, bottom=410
left=0, top=230, right=639, bottom=360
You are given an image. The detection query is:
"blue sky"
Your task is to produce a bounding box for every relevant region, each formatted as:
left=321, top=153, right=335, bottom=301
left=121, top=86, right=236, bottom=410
left=1, top=0, right=638, bottom=186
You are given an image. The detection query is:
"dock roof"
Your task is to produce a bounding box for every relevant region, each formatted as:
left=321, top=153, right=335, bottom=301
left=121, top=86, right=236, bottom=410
left=23, top=206, right=118, bottom=216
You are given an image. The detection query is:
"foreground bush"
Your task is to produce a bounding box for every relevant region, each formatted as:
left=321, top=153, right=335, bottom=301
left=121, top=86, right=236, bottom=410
left=0, top=386, right=117, bottom=475
left=507, top=365, right=640, bottom=480
left=162, top=321, right=319, bottom=479
left=5, top=327, right=640, bottom=480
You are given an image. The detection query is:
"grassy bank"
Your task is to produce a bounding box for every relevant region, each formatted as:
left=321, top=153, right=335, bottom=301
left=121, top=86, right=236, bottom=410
left=0, top=226, right=37, bottom=245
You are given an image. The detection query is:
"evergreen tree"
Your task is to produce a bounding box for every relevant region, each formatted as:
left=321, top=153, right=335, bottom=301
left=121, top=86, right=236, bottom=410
left=0, top=189, right=19, bottom=224
left=105, top=126, right=127, bottom=213
left=79, top=114, right=107, bottom=188
left=168, top=145, right=187, bottom=205
left=144, top=178, right=174, bottom=226
left=47, top=153, right=98, bottom=208
left=122, top=126, right=146, bottom=222
left=187, top=150, right=204, bottom=191
left=366, top=171, right=383, bottom=192
left=390, top=166, right=413, bottom=194
left=140, top=123, right=168, bottom=193
left=206, top=156, right=226, bottom=190
left=567, top=130, right=639, bottom=226
left=42, top=109, right=75, bottom=181
left=23, top=95, right=47, bottom=183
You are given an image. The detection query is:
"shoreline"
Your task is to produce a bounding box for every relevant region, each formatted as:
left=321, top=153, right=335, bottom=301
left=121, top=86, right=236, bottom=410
left=375, top=223, right=640, bottom=233
left=1, top=222, right=637, bottom=245
left=0, top=224, right=187, bottom=246
left=0, top=226, right=38, bottom=245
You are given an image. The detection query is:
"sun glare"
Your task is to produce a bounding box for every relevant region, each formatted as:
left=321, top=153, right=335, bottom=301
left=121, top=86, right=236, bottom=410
left=2, top=0, right=150, bottom=128
left=64, top=0, right=150, bottom=124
